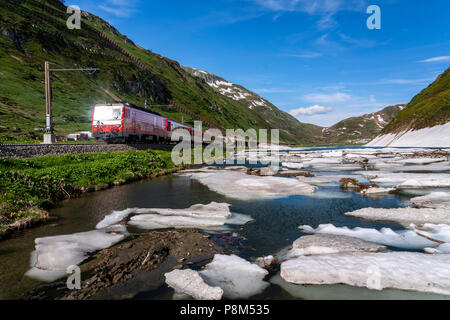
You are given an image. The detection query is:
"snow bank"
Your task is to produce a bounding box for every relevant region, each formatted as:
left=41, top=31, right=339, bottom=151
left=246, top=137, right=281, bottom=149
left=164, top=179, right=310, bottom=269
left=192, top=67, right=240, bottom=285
left=281, top=234, right=386, bottom=260
left=367, top=122, right=450, bottom=148
left=165, top=269, right=223, bottom=300
left=26, top=225, right=128, bottom=282
left=411, top=192, right=450, bottom=210
left=184, top=170, right=316, bottom=200
left=299, top=223, right=450, bottom=250
left=345, top=207, right=450, bottom=226
left=280, top=252, right=450, bottom=296
left=199, top=254, right=269, bottom=299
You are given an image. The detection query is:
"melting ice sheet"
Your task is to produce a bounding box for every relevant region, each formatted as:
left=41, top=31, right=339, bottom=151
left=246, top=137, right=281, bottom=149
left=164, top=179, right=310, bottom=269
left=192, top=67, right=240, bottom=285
left=280, top=252, right=450, bottom=296
left=25, top=225, right=128, bottom=282
left=270, top=274, right=450, bottom=300
left=128, top=212, right=252, bottom=230
left=411, top=192, right=450, bottom=210
left=180, top=170, right=316, bottom=200
left=199, top=254, right=269, bottom=299
left=345, top=207, right=450, bottom=226
left=300, top=223, right=450, bottom=250
left=95, top=202, right=252, bottom=231
left=279, top=234, right=386, bottom=260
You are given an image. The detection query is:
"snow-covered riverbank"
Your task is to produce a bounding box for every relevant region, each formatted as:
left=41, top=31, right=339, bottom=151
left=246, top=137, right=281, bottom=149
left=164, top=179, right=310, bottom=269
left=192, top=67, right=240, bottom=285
left=367, top=122, right=450, bottom=148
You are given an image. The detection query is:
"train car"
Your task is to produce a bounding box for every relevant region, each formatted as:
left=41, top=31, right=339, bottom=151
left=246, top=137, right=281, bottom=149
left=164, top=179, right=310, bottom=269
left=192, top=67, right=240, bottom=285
left=92, top=103, right=189, bottom=143
left=92, top=103, right=235, bottom=145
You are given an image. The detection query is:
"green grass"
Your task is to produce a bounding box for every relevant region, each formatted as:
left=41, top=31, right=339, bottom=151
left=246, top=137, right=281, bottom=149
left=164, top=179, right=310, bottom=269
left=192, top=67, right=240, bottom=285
left=0, top=134, right=40, bottom=144
left=382, top=67, right=450, bottom=133
left=0, top=149, right=177, bottom=235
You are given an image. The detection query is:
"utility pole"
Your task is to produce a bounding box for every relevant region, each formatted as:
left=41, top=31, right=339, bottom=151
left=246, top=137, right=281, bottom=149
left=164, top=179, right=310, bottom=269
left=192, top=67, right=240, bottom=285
left=43, top=61, right=55, bottom=144
left=42, top=61, right=99, bottom=144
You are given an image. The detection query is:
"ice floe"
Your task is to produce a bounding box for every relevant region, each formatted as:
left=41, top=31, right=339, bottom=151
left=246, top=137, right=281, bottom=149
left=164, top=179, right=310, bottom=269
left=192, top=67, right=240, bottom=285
left=299, top=223, right=450, bottom=250
left=360, top=187, right=395, bottom=195
left=183, top=169, right=316, bottom=200
left=270, top=273, right=450, bottom=300
left=410, top=192, right=450, bottom=210
left=255, top=255, right=277, bottom=268
left=26, top=225, right=128, bottom=282
left=346, top=207, right=450, bottom=226
left=96, top=208, right=137, bottom=229
left=424, top=243, right=450, bottom=254
left=96, top=202, right=251, bottom=231
left=393, top=158, right=447, bottom=165
left=397, top=177, right=450, bottom=188
left=199, top=254, right=269, bottom=299
left=280, top=251, right=450, bottom=295
left=280, top=234, right=386, bottom=260
left=282, top=162, right=304, bottom=170
left=165, top=269, right=223, bottom=300
left=128, top=212, right=252, bottom=231
left=135, top=202, right=232, bottom=219
left=364, top=173, right=450, bottom=188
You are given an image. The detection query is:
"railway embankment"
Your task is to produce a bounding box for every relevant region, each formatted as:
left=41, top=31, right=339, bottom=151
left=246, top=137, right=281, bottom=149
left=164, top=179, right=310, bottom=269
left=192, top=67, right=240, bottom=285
left=0, top=149, right=180, bottom=240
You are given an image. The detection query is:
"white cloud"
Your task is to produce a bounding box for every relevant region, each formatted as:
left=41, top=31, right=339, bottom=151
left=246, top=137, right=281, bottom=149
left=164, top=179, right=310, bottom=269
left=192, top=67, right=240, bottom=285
left=98, top=0, right=139, bottom=18
left=284, top=52, right=323, bottom=58
left=254, top=88, right=297, bottom=93
left=289, top=105, right=334, bottom=116
left=419, top=56, right=450, bottom=63
left=382, top=78, right=434, bottom=85
left=252, top=0, right=366, bottom=29
left=302, top=92, right=352, bottom=103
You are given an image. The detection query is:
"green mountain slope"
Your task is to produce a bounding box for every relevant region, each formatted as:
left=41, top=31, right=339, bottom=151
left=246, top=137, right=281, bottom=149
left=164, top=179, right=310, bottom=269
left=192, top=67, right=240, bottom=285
left=322, top=104, right=405, bottom=144
left=0, top=0, right=320, bottom=144
left=381, top=67, right=450, bottom=134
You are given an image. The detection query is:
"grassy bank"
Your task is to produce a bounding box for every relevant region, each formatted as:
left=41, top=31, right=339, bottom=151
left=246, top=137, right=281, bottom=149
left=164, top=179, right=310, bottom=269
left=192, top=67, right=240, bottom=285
left=0, top=149, right=179, bottom=238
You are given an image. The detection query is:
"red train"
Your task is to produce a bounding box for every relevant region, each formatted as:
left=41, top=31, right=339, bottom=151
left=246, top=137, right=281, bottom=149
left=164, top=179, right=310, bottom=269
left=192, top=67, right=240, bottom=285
left=92, top=103, right=193, bottom=143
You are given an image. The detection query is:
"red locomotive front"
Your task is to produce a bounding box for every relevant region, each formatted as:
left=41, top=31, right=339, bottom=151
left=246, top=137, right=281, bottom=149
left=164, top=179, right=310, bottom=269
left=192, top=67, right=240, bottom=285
left=92, top=103, right=167, bottom=143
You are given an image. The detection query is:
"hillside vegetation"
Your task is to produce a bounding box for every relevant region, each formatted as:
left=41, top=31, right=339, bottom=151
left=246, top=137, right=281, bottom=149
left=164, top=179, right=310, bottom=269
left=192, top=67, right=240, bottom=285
left=382, top=67, right=450, bottom=133
left=323, top=104, right=405, bottom=144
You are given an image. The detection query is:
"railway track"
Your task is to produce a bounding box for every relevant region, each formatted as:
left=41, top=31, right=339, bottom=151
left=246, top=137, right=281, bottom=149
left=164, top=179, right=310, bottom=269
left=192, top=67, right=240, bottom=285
left=0, top=143, right=175, bottom=159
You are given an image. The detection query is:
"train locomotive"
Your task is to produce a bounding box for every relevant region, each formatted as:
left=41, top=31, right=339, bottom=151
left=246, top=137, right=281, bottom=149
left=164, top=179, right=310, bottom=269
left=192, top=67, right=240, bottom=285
left=92, top=103, right=193, bottom=143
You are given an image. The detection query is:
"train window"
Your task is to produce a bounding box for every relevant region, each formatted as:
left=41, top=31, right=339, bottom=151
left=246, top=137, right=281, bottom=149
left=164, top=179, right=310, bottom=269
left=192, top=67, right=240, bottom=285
left=112, top=108, right=122, bottom=119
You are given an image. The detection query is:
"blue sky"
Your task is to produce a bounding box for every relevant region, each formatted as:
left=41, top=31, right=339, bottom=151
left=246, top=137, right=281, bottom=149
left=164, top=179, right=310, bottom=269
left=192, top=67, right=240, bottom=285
left=74, top=0, right=450, bottom=127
